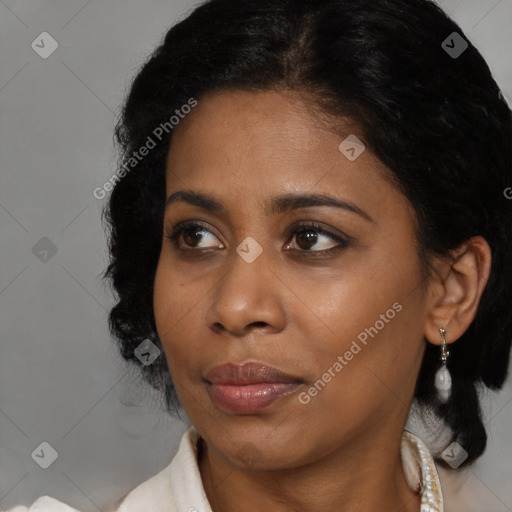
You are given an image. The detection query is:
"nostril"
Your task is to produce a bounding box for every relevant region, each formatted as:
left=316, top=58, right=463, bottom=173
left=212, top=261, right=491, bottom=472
left=249, top=322, right=268, bottom=329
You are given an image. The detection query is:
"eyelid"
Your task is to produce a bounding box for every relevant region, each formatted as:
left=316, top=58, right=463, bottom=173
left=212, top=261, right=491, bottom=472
left=284, top=220, right=350, bottom=244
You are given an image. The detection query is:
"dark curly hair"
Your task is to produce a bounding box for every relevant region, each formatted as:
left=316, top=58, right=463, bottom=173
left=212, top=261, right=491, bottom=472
left=100, top=0, right=512, bottom=468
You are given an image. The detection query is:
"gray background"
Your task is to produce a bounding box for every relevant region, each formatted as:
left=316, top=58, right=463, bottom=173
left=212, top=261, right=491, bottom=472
left=1, top=1, right=511, bottom=511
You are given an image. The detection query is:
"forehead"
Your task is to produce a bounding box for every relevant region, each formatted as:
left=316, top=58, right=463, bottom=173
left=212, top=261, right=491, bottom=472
left=167, top=90, right=385, bottom=175
left=169, top=89, right=360, bottom=152
left=164, top=89, right=409, bottom=224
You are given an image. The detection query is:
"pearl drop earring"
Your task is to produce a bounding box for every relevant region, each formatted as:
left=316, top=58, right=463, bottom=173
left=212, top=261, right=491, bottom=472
left=434, top=327, right=452, bottom=403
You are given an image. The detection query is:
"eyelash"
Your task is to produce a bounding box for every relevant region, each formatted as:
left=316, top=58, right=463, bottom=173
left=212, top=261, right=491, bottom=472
left=165, top=220, right=349, bottom=257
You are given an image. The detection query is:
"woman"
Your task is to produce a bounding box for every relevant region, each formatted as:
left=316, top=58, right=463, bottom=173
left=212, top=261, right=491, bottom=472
left=8, top=0, right=512, bottom=511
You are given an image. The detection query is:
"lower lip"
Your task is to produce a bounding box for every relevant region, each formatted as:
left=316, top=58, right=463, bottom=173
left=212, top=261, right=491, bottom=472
left=207, top=382, right=302, bottom=413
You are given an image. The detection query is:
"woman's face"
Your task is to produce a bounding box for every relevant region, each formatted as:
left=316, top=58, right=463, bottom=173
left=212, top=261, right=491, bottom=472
left=153, top=89, right=431, bottom=469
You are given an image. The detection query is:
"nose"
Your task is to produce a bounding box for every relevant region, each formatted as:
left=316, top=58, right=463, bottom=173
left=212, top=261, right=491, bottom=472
left=204, top=246, right=287, bottom=337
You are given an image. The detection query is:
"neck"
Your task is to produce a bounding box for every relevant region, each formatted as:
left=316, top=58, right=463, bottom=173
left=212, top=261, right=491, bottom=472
left=198, top=426, right=421, bottom=512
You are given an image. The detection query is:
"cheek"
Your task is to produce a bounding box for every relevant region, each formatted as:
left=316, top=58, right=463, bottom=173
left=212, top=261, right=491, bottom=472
left=153, top=255, right=192, bottom=365
left=152, top=249, right=221, bottom=391
left=296, top=237, right=425, bottom=390
left=296, top=299, right=425, bottom=443
left=293, top=239, right=417, bottom=349
left=153, top=257, right=173, bottom=333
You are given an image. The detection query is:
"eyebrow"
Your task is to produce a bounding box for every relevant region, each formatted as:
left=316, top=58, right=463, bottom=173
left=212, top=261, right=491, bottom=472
left=165, top=190, right=374, bottom=223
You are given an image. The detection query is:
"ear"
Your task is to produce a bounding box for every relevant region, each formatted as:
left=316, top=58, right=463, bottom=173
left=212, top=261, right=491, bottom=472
left=423, top=236, right=492, bottom=346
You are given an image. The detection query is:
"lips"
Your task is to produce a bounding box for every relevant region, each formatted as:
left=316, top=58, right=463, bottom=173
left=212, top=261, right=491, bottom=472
left=204, top=361, right=303, bottom=385
left=204, top=361, right=304, bottom=413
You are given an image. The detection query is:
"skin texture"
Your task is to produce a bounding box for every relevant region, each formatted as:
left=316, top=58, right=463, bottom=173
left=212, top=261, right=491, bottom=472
left=153, top=89, right=492, bottom=512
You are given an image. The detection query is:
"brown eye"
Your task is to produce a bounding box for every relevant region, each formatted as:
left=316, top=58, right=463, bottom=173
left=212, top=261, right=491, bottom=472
left=295, top=229, right=321, bottom=250
left=286, top=223, right=348, bottom=253
left=182, top=226, right=207, bottom=247
left=166, top=221, right=224, bottom=250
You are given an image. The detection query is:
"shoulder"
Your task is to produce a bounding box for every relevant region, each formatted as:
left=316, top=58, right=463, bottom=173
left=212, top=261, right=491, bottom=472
left=115, top=425, right=210, bottom=512
left=114, top=455, right=176, bottom=512
left=3, top=426, right=205, bottom=512
left=3, top=495, right=82, bottom=512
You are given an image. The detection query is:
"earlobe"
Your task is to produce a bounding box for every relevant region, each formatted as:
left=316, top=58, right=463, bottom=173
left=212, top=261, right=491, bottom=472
left=423, top=235, right=492, bottom=346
